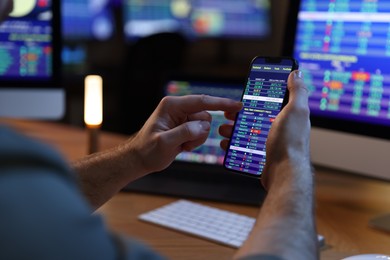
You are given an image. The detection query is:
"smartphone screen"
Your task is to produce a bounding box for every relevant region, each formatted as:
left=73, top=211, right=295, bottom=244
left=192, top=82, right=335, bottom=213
left=223, top=56, right=298, bottom=178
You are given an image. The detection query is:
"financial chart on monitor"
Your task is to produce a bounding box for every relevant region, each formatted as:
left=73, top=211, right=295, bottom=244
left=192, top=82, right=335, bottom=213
left=0, top=0, right=55, bottom=81
left=294, top=0, right=390, bottom=129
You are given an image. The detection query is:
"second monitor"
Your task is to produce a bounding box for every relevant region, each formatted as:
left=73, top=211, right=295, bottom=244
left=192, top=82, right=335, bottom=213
left=123, top=78, right=266, bottom=206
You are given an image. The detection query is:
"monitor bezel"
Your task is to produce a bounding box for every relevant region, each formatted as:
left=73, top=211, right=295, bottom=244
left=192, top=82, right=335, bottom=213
left=282, top=0, right=390, bottom=140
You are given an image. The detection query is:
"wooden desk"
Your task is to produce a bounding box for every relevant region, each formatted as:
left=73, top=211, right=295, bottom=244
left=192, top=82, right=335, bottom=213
left=2, top=118, right=390, bottom=260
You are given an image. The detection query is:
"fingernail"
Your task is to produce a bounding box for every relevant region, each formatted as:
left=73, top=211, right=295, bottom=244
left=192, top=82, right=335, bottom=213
left=294, top=70, right=303, bottom=79
left=199, top=121, right=210, bottom=132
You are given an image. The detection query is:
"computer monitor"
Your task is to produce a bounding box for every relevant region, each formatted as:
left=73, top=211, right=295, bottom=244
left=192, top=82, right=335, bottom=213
left=123, top=0, right=271, bottom=41
left=283, top=0, right=390, bottom=180
left=0, top=0, right=64, bottom=119
left=124, top=78, right=266, bottom=206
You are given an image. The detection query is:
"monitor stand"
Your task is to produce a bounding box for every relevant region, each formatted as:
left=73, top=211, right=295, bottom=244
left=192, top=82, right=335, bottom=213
left=0, top=88, right=65, bottom=119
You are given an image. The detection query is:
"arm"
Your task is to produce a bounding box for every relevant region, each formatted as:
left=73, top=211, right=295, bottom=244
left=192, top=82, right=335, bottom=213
left=235, top=159, right=316, bottom=260
left=221, top=71, right=318, bottom=260
left=72, top=95, right=242, bottom=210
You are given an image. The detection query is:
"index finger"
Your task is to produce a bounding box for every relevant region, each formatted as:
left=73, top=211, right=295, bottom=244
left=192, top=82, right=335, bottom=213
left=166, top=95, right=243, bottom=114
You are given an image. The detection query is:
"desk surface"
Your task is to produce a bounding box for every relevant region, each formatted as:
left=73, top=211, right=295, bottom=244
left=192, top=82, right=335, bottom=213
left=2, top=118, right=390, bottom=260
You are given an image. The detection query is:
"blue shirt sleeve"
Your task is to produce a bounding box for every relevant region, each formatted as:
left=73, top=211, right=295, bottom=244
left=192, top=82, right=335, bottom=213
left=0, top=126, right=166, bottom=260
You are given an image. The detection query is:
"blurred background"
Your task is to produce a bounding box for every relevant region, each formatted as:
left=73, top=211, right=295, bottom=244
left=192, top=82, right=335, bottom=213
left=60, top=0, right=289, bottom=135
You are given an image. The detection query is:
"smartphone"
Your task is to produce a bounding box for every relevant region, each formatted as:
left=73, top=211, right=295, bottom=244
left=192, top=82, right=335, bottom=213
left=223, top=56, right=299, bottom=178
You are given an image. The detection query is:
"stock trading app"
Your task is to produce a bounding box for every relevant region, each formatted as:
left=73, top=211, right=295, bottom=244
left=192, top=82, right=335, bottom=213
left=295, top=0, right=390, bottom=127
left=224, top=60, right=293, bottom=177
left=0, top=1, right=52, bottom=80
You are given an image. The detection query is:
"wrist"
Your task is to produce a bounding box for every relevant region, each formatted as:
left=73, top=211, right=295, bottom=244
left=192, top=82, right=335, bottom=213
left=262, top=156, right=313, bottom=193
left=116, top=138, right=149, bottom=180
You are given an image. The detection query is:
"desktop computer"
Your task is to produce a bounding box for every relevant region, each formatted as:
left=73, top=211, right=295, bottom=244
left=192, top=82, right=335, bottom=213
left=283, top=0, right=390, bottom=181
left=123, top=78, right=267, bottom=206
left=0, top=0, right=64, bottom=119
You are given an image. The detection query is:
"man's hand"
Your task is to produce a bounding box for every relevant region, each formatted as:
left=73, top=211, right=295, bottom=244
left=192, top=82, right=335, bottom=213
left=72, top=95, right=242, bottom=210
left=128, top=95, right=242, bottom=174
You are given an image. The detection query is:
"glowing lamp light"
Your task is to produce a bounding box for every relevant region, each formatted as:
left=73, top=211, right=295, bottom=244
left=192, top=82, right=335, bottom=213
left=84, top=75, right=103, bottom=127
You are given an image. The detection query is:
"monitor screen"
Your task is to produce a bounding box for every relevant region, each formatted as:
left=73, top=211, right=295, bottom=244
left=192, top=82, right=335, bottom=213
left=284, top=0, right=390, bottom=139
left=61, top=0, right=116, bottom=41
left=0, top=0, right=64, bottom=119
left=0, top=0, right=58, bottom=82
left=123, top=0, right=271, bottom=41
left=165, top=79, right=243, bottom=165
left=283, top=0, right=390, bottom=180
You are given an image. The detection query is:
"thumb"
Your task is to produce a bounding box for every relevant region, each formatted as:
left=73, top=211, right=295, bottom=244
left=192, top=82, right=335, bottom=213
left=287, top=70, right=309, bottom=107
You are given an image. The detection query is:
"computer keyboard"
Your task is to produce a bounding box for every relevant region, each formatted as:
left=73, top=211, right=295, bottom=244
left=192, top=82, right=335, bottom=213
left=138, top=199, right=325, bottom=248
